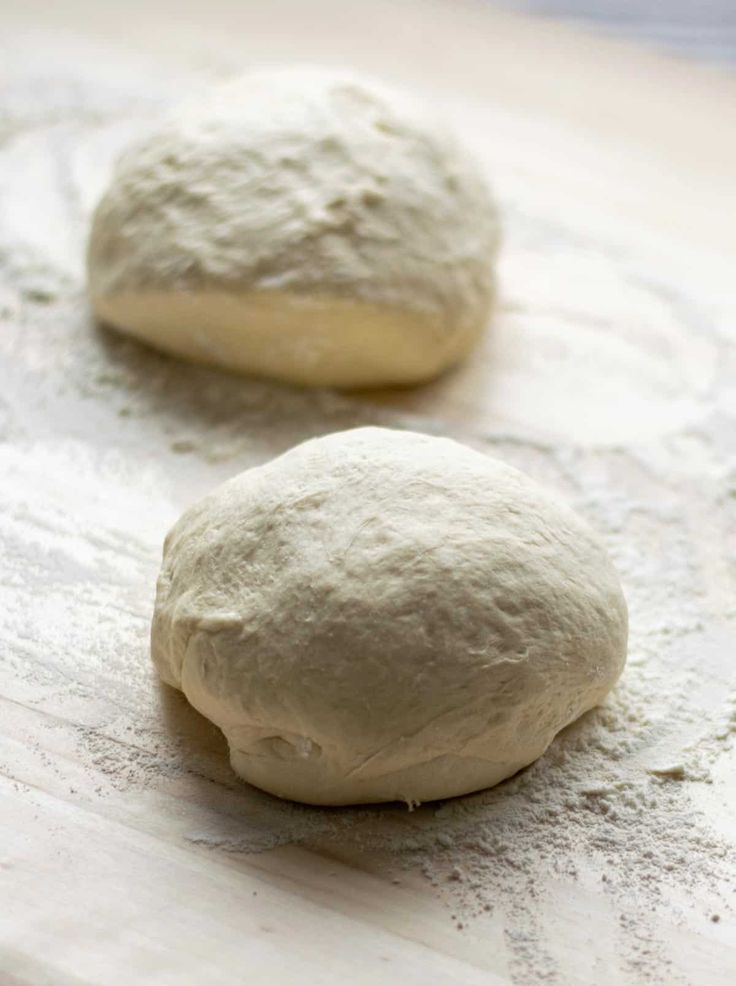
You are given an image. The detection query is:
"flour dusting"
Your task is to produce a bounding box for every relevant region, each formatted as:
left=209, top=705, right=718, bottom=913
left=2, top=25, right=736, bottom=986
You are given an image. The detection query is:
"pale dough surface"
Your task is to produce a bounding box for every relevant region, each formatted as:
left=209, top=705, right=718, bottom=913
left=151, top=427, right=627, bottom=806
left=87, top=68, right=500, bottom=387
left=4, top=1, right=736, bottom=981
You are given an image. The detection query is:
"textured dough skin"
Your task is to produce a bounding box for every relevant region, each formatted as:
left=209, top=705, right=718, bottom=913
left=87, top=68, right=499, bottom=388
left=151, top=428, right=627, bottom=806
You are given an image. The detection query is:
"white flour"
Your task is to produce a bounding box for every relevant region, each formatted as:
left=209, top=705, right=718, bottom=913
left=2, top=23, right=736, bottom=986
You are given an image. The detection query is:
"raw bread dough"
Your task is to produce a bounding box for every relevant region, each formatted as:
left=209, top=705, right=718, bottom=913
left=151, top=427, right=627, bottom=806
left=87, top=68, right=499, bottom=388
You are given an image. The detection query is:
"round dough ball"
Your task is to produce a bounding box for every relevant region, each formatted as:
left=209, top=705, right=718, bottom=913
left=87, top=68, right=499, bottom=388
left=151, top=427, right=627, bottom=806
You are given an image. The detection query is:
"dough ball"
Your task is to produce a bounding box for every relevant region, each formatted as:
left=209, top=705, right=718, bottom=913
left=151, top=427, right=627, bottom=806
left=87, top=68, right=499, bottom=388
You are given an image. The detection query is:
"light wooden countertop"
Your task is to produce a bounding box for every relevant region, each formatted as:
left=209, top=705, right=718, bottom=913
left=1, top=2, right=735, bottom=983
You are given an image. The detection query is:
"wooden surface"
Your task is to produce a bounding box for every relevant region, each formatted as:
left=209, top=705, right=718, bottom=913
left=2, top=1, right=736, bottom=984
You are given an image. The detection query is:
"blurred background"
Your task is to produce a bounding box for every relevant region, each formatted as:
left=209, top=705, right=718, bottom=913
left=499, top=0, right=736, bottom=65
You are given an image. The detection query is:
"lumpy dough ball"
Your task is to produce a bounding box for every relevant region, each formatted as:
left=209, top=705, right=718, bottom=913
left=87, top=68, right=499, bottom=388
left=151, top=427, right=627, bottom=806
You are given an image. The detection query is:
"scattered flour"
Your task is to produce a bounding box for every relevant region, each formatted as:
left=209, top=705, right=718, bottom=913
left=2, top=27, right=736, bottom=986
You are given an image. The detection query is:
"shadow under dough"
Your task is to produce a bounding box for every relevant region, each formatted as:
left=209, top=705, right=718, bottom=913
left=91, top=315, right=406, bottom=458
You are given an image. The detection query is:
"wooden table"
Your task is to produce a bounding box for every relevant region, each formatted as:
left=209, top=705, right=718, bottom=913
left=2, top=1, right=735, bottom=983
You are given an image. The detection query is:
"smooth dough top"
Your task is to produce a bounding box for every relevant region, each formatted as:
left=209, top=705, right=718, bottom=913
left=151, top=428, right=628, bottom=806
left=87, top=68, right=500, bottom=386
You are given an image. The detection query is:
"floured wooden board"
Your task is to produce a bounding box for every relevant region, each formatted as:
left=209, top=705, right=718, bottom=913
left=1, top=2, right=736, bottom=984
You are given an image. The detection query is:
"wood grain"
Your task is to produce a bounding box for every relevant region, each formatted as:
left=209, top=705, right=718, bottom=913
left=1, top=2, right=736, bottom=984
